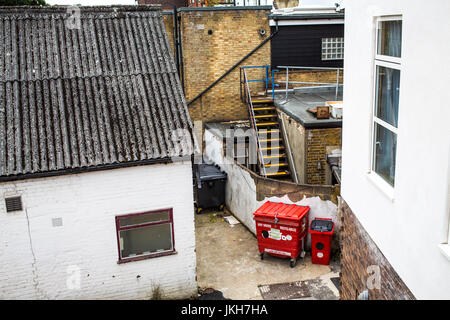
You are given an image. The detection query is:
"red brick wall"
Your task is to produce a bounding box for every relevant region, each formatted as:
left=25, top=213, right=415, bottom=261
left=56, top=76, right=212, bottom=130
left=338, top=199, right=415, bottom=300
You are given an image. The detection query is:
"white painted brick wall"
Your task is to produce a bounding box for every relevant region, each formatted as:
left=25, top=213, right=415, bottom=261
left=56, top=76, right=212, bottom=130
left=0, top=161, right=197, bottom=300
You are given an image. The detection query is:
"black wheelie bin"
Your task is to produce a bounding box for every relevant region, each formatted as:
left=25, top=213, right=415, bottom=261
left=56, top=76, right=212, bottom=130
left=194, top=163, right=227, bottom=214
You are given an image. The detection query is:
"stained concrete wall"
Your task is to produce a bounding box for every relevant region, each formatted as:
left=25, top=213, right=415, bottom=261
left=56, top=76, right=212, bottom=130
left=204, top=127, right=340, bottom=249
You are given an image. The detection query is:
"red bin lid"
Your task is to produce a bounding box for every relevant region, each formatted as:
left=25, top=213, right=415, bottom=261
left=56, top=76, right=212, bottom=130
left=253, top=201, right=310, bottom=221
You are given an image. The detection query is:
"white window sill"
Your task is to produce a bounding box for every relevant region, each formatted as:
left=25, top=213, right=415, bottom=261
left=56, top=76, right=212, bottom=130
left=438, top=244, right=450, bottom=261
left=366, top=172, right=395, bottom=202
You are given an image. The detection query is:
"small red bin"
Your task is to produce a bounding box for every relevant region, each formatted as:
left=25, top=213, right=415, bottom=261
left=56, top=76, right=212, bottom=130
left=253, top=201, right=310, bottom=267
left=309, top=218, right=334, bottom=265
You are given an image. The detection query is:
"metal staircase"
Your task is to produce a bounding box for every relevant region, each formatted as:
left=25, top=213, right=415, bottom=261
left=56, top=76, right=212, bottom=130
left=240, top=66, right=292, bottom=181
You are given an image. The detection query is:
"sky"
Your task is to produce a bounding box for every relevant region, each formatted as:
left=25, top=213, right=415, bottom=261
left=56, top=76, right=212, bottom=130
left=46, top=0, right=341, bottom=6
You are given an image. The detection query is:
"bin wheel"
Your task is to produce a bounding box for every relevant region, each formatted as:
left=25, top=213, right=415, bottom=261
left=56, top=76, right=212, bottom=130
left=260, top=252, right=264, bottom=260
left=290, top=258, right=297, bottom=268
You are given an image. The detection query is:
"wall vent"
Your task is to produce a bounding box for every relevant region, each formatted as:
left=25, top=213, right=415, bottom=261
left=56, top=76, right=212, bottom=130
left=5, top=196, right=23, bottom=212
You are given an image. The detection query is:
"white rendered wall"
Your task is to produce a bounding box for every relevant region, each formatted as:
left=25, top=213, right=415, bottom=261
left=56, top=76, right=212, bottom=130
left=0, top=162, right=197, bottom=300
left=341, top=0, right=450, bottom=299
left=204, top=128, right=338, bottom=248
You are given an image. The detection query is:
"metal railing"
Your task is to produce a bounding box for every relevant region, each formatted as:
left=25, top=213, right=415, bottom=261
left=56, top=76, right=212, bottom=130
left=271, top=66, right=343, bottom=102
left=239, top=65, right=270, bottom=103
left=241, top=67, right=267, bottom=177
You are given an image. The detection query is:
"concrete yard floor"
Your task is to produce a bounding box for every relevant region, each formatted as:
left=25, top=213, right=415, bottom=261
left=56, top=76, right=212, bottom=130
left=195, top=211, right=340, bottom=300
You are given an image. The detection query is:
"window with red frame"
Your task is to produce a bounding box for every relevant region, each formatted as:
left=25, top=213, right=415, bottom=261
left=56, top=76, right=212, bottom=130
left=115, top=209, right=175, bottom=263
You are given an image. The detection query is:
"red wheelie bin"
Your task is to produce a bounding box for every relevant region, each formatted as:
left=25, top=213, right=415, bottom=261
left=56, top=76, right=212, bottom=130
left=253, top=201, right=310, bottom=268
left=309, top=218, right=334, bottom=265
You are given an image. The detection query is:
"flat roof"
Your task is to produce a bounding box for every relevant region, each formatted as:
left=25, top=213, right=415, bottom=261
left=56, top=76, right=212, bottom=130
left=268, top=13, right=344, bottom=20
left=274, top=87, right=343, bottom=129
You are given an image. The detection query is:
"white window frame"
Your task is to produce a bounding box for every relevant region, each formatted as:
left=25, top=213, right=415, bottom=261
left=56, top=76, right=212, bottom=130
left=369, top=16, right=402, bottom=194
left=375, top=16, right=402, bottom=65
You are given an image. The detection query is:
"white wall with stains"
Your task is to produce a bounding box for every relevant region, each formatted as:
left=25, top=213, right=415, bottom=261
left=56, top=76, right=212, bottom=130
left=204, top=127, right=338, bottom=249
left=0, top=162, right=197, bottom=299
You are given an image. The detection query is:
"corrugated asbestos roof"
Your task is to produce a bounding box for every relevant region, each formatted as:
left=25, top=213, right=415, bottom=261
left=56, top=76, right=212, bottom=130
left=0, top=6, right=194, bottom=181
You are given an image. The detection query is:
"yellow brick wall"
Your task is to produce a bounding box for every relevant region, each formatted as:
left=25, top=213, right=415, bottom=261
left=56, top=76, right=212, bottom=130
left=179, top=9, right=271, bottom=122
left=162, top=9, right=341, bottom=124
left=306, top=127, right=342, bottom=185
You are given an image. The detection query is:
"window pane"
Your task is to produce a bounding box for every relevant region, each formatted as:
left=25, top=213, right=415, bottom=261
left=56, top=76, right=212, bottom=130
left=375, top=66, right=400, bottom=127
left=377, top=20, right=402, bottom=57
left=321, top=37, right=344, bottom=60
left=373, top=123, right=397, bottom=186
left=119, top=223, right=173, bottom=258
left=119, top=211, right=170, bottom=227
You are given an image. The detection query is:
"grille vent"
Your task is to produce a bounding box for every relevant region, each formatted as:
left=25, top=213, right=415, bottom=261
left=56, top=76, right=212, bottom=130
left=5, top=196, right=23, bottom=212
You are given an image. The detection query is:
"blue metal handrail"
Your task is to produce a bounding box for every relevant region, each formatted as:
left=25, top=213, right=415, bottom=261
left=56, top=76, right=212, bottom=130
left=240, top=65, right=271, bottom=94
left=271, top=68, right=279, bottom=101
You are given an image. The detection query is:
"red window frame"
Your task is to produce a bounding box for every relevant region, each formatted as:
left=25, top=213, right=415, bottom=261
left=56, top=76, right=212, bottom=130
left=115, top=208, right=176, bottom=264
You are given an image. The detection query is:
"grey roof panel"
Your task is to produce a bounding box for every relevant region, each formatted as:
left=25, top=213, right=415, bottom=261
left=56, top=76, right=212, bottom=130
left=0, top=6, right=194, bottom=180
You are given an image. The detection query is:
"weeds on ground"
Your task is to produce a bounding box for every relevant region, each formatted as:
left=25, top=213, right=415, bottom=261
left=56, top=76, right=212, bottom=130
left=148, top=284, right=163, bottom=300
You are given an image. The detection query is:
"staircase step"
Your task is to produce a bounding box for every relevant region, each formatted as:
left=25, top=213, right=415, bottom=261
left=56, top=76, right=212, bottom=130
left=258, top=129, right=280, bottom=134
left=264, top=163, right=289, bottom=168
left=265, top=171, right=291, bottom=177
left=263, top=154, right=286, bottom=159
left=261, top=146, right=284, bottom=151
left=254, top=114, right=277, bottom=119
left=256, top=122, right=278, bottom=127
left=251, top=97, right=274, bottom=105
left=259, top=138, right=282, bottom=143
left=253, top=107, right=276, bottom=112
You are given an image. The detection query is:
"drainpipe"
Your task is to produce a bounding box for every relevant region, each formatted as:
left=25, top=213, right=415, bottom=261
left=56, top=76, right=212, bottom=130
left=177, top=11, right=185, bottom=92
left=173, top=7, right=185, bottom=93
left=173, top=6, right=180, bottom=77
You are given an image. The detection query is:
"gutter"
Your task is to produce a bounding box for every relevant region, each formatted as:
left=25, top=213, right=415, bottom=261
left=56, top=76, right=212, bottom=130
left=0, top=157, right=181, bottom=183
left=268, top=13, right=344, bottom=20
